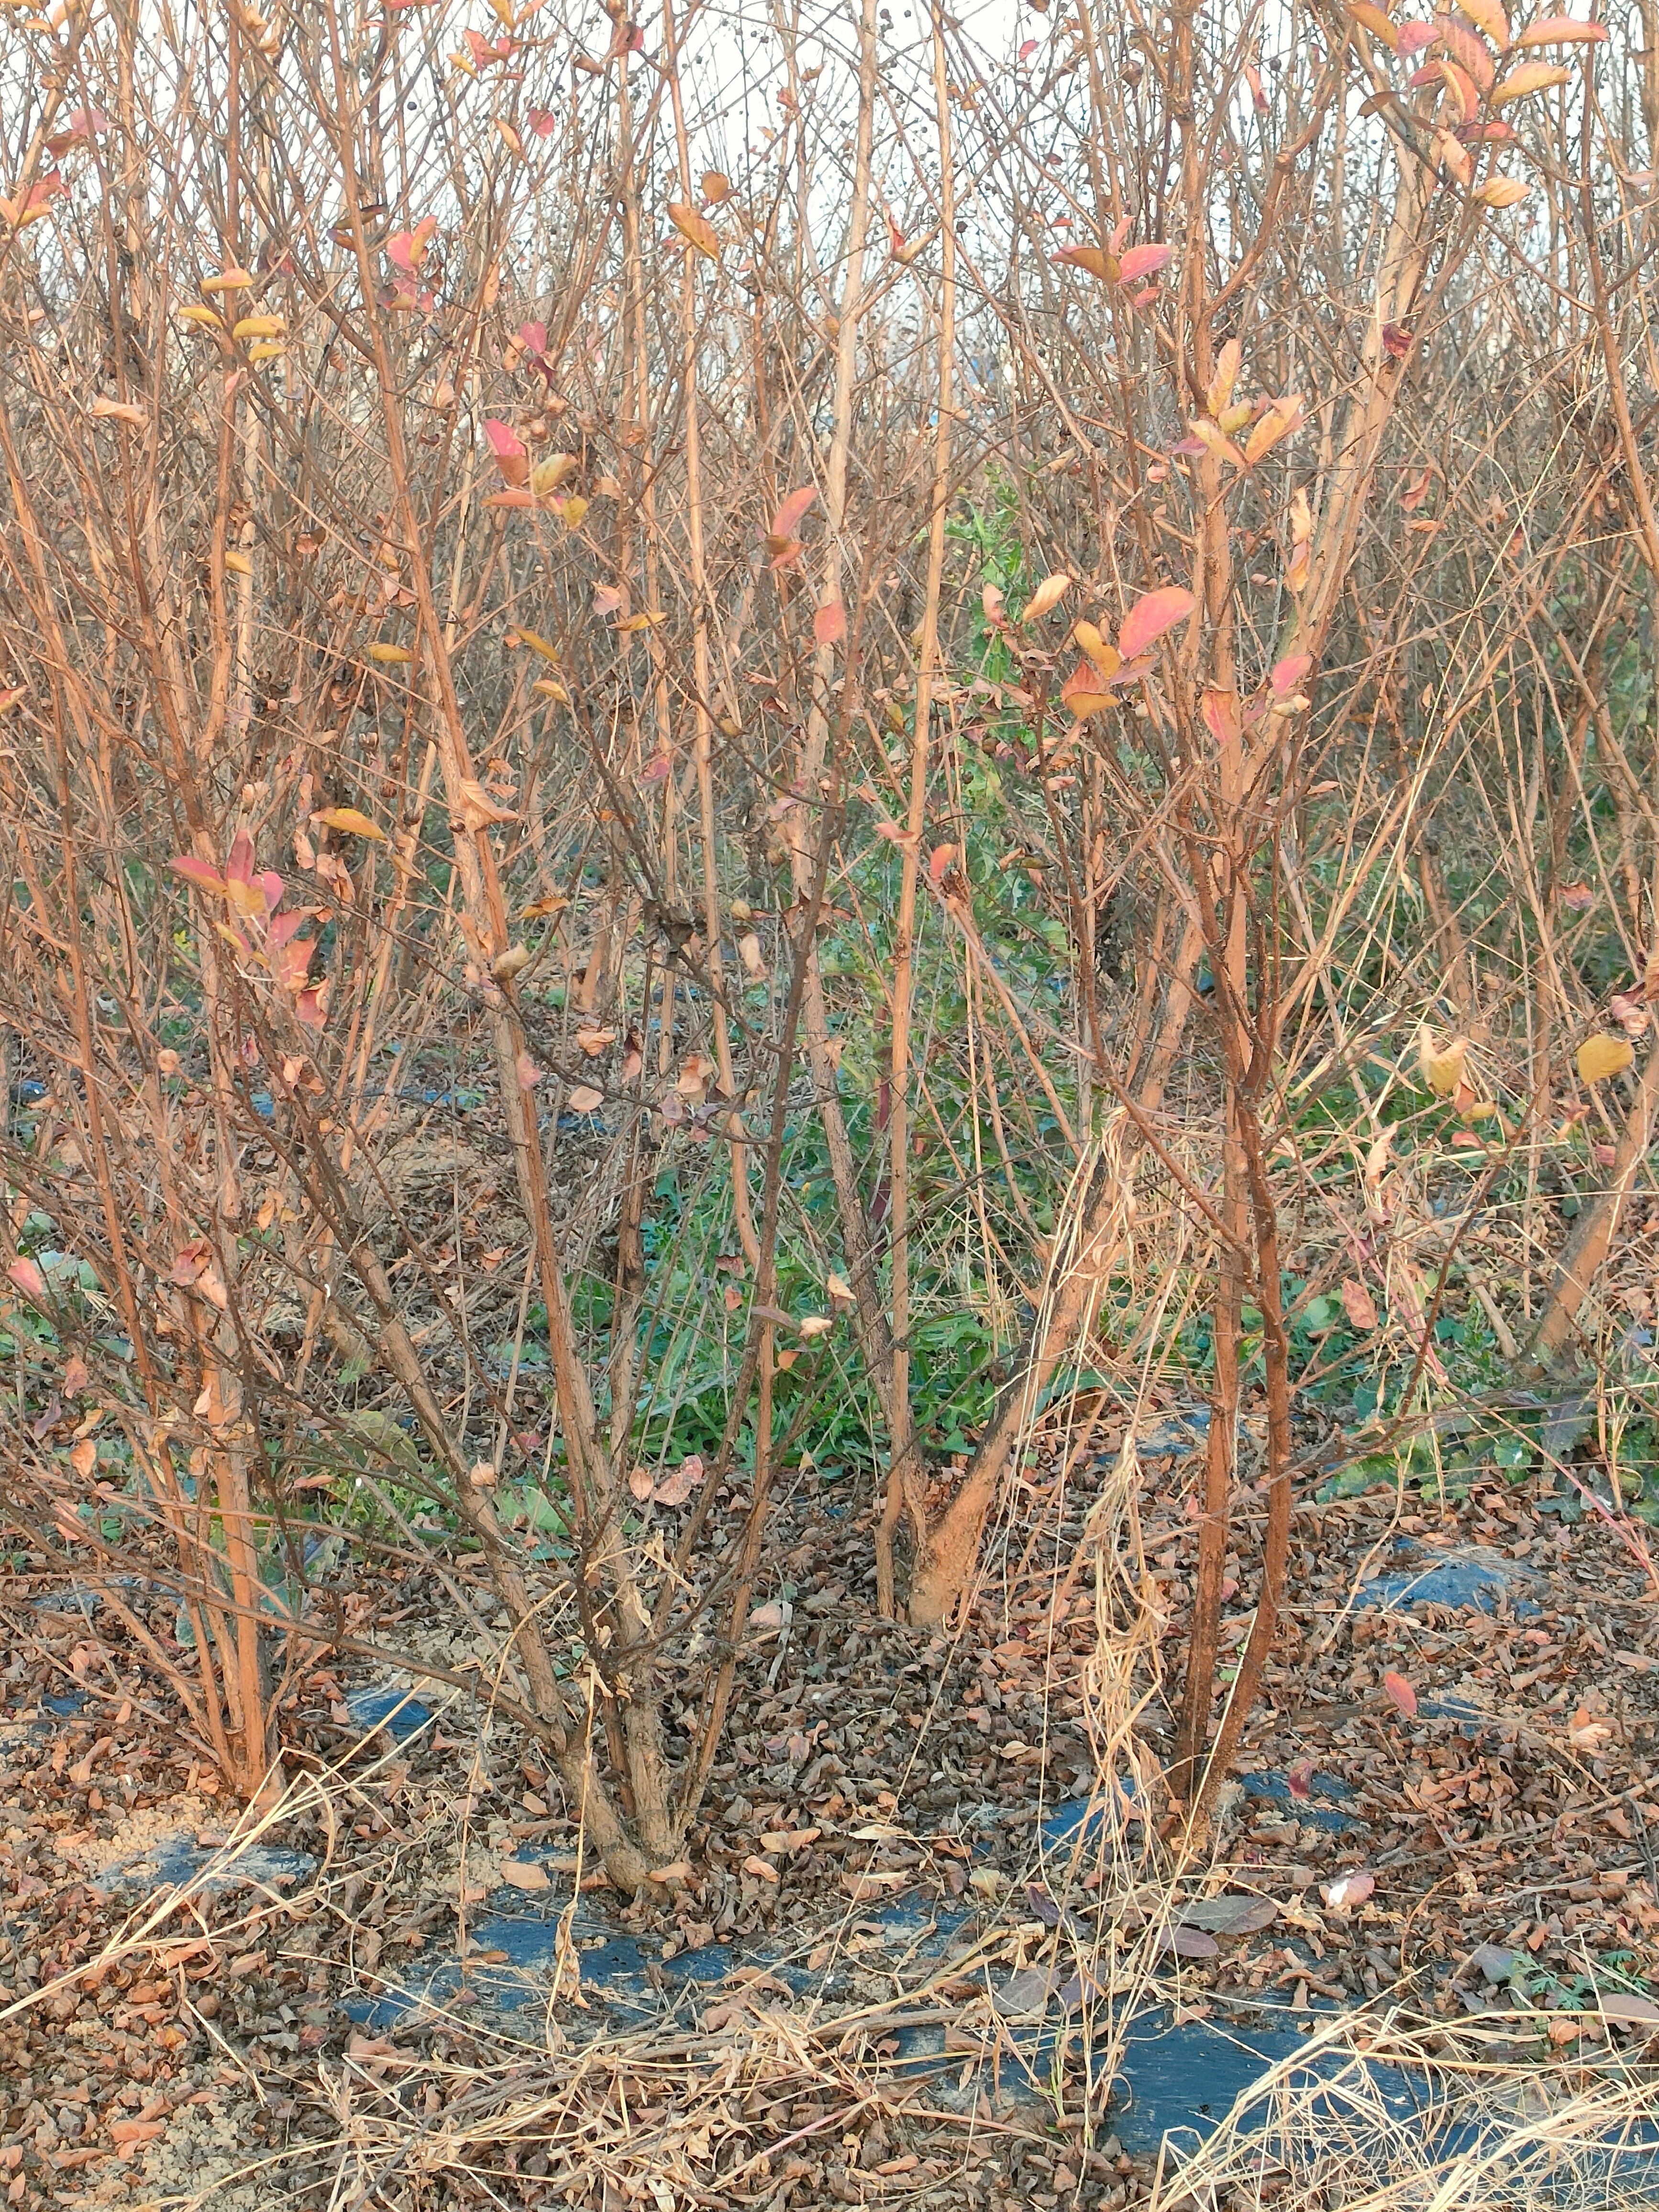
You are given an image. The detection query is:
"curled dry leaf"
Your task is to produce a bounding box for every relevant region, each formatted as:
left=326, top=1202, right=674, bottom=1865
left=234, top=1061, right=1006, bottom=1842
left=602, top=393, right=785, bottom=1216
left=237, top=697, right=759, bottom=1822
left=1340, top=1277, right=1379, bottom=1331
left=456, top=778, right=518, bottom=830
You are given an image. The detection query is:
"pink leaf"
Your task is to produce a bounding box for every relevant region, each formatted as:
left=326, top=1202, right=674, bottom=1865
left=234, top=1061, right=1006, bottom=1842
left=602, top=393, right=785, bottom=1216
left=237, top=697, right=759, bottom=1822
left=1271, top=652, right=1314, bottom=697
left=6, top=1257, right=48, bottom=1303
left=1286, top=1759, right=1314, bottom=1801
left=814, top=597, right=846, bottom=645
left=483, top=418, right=525, bottom=459
left=1398, top=20, right=1437, bottom=51
left=387, top=215, right=437, bottom=273
left=516, top=1052, right=542, bottom=1089
left=1119, top=585, right=1194, bottom=660
left=1117, top=242, right=1172, bottom=285
left=769, top=485, right=817, bottom=542
left=527, top=107, right=557, bottom=137
left=169, top=854, right=226, bottom=896
left=519, top=321, right=547, bottom=355
left=226, top=829, right=256, bottom=888
left=1382, top=1671, right=1418, bottom=1718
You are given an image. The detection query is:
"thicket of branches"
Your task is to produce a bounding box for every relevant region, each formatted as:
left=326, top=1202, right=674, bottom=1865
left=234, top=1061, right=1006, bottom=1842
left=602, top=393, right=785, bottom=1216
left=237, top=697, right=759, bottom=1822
left=2, top=0, right=1656, bottom=1887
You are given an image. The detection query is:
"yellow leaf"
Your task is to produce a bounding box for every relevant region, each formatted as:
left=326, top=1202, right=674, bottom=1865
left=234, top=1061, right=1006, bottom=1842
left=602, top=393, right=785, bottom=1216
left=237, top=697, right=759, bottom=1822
left=1578, top=1032, right=1635, bottom=1082
left=618, top=610, right=667, bottom=633
left=701, top=169, right=733, bottom=203
left=366, top=641, right=413, bottom=664
left=559, top=495, right=589, bottom=529
left=1021, top=571, right=1072, bottom=625
left=1417, top=1024, right=1470, bottom=1096
left=510, top=627, right=561, bottom=662
left=1349, top=2, right=1399, bottom=47
left=529, top=452, right=578, bottom=496
left=223, top=549, right=252, bottom=576
left=1206, top=336, right=1242, bottom=417
left=177, top=304, right=224, bottom=329
left=1242, top=397, right=1304, bottom=465
left=313, top=806, right=386, bottom=841
left=247, top=342, right=286, bottom=363
left=232, top=314, right=285, bottom=340
left=1473, top=174, right=1529, bottom=206
left=1071, top=619, right=1122, bottom=679
left=532, top=677, right=570, bottom=703
left=667, top=201, right=720, bottom=259
left=1492, top=59, right=1571, bottom=103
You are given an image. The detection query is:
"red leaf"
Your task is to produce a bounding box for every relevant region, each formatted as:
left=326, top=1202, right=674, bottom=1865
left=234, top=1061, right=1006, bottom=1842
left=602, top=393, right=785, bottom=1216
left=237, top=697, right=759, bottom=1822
left=1382, top=1670, right=1418, bottom=1718
left=1119, top=585, right=1194, bottom=660
left=1286, top=1759, right=1314, bottom=1800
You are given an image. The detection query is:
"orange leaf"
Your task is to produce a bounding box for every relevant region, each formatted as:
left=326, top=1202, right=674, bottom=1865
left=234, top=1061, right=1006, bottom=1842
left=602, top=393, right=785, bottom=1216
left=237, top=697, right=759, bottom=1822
left=667, top=201, right=720, bottom=259
left=814, top=597, right=846, bottom=645
left=1382, top=1671, right=1418, bottom=1718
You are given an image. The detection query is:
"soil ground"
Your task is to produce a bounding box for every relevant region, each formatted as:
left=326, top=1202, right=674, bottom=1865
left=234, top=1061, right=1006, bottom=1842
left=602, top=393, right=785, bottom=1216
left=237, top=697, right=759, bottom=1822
left=2, top=1427, right=1657, bottom=2210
